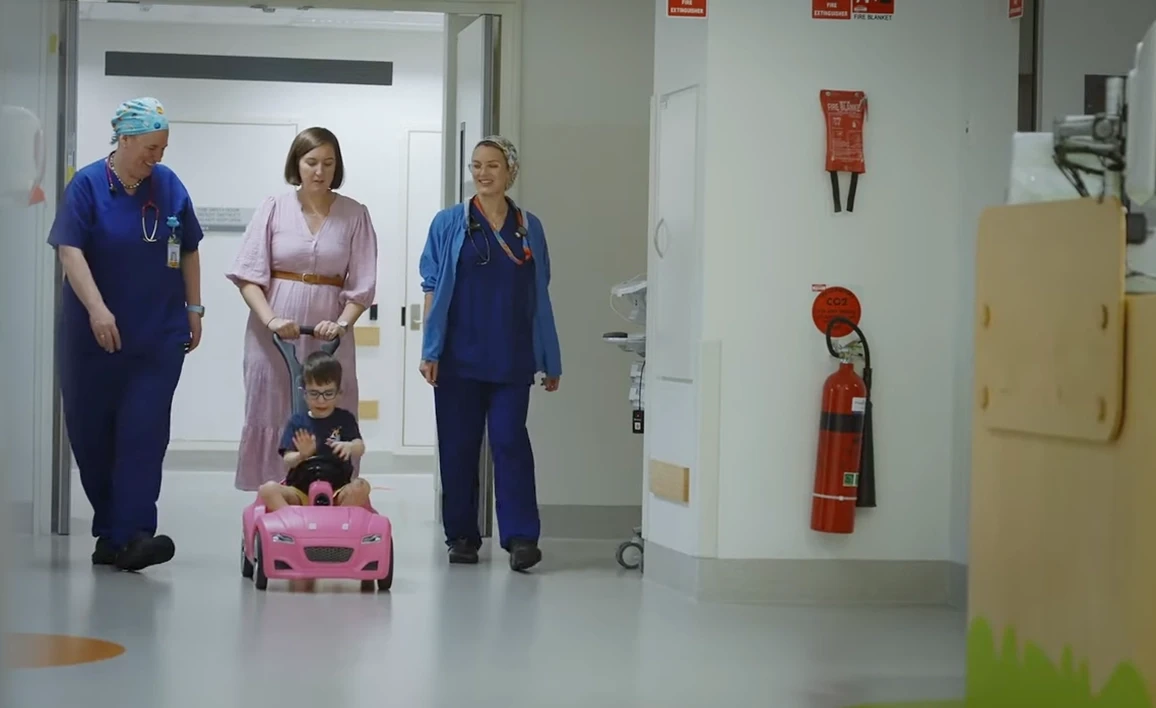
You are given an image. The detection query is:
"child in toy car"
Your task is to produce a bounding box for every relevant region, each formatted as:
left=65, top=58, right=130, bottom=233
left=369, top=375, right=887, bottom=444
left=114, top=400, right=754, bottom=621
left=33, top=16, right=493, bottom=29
left=258, top=351, right=371, bottom=512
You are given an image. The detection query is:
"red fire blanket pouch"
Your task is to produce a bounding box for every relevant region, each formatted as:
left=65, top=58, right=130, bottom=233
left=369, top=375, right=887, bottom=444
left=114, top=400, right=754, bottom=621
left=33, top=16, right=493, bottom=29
left=820, top=90, right=867, bottom=213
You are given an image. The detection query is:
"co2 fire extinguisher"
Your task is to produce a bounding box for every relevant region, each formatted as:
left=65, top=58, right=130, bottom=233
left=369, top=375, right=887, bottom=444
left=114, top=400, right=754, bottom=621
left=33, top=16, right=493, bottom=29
left=810, top=316, right=876, bottom=534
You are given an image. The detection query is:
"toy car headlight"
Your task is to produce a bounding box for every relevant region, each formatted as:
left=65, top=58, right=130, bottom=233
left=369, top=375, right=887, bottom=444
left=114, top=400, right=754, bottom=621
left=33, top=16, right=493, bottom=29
left=361, top=534, right=382, bottom=544
left=271, top=533, right=295, bottom=544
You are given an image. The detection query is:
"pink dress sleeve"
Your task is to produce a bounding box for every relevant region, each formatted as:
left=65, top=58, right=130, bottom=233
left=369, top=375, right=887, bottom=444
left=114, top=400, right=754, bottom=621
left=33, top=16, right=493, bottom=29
left=225, top=195, right=277, bottom=290
left=340, top=203, right=378, bottom=308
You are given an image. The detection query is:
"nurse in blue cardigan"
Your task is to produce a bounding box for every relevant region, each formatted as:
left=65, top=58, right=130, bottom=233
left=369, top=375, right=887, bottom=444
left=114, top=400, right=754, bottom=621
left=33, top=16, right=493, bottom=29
left=418, top=135, right=562, bottom=571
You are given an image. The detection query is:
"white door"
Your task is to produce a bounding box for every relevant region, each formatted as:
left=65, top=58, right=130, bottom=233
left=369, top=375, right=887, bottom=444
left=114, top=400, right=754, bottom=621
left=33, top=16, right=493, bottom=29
left=401, top=129, right=441, bottom=449
left=431, top=13, right=498, bottom=533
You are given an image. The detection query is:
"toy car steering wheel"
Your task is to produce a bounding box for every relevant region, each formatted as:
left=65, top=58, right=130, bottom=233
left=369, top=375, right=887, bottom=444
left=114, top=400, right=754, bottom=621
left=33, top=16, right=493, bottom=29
left=285, top=456, right=351, bottom=501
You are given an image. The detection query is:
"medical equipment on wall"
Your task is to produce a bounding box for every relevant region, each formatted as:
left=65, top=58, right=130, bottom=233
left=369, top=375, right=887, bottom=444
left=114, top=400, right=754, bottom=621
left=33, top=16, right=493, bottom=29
left=0, top=105, right=46, bottom=208
left=603, top=274, right=648, bottom=427
left=820, top=89, right=868, bottom=213
left=1007, top=20, right=1156, bottom=293
left=811, top=316, right=874, bottom=534
left=602, top=274, right=647, bottom=571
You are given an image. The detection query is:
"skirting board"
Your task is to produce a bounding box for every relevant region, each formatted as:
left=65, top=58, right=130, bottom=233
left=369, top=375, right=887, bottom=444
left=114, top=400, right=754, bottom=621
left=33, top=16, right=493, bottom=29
left=539, top=504, right=641, bottom=541
left=643, top=541, right=970, bottom=608
left=164, top=449, right=436, bottom=474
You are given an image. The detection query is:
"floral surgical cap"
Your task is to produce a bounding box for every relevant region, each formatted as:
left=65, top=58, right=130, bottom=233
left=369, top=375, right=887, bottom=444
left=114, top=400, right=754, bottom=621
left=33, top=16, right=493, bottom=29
left=109, top=97, right=169, bottom=145
left=476, top=135, right=520, bottom=189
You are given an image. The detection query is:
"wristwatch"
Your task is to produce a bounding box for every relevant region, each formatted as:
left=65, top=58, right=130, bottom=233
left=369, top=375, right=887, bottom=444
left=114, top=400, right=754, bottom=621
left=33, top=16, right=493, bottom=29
left=187, top=304, right=205, bottom=317
left=337, top=319, right=349, bottom=332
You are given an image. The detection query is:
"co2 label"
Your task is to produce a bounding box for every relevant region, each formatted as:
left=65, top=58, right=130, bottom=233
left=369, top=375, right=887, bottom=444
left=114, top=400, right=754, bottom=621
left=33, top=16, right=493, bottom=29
left=811, top=286, right=861, bottom=337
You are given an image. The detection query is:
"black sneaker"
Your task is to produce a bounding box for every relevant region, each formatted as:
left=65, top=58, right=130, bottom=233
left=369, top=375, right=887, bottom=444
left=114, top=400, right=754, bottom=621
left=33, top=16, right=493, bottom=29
left=447, top=539, right=479, bottom=565
left=508, top=539, right=542, bottom=572
left=114, top=534, right=176, bottom=572
left=92, top=538, right=119, bottom=566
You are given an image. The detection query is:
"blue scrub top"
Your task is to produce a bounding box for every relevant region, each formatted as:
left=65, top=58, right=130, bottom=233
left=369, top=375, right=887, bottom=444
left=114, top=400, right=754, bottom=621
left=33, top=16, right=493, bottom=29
left=439, top=201, right=537, bottom=385
left=48, top=157, right=204, bottom=358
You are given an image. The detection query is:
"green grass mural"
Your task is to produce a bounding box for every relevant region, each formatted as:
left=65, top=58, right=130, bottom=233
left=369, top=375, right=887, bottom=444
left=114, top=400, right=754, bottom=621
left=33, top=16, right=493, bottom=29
left=845, top=617, right=1152, bottom=708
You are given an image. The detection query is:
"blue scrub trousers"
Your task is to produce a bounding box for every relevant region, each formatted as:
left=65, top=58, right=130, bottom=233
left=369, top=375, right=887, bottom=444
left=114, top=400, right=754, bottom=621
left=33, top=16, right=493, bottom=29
left=434, top=375, right=539, bottom=550
left=60, top=346, right=185, bottom=547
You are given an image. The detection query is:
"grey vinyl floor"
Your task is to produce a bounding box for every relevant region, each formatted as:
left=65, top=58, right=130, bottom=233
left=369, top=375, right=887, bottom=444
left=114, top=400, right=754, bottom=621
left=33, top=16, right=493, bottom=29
left=1, top=471, right=966, bottom=708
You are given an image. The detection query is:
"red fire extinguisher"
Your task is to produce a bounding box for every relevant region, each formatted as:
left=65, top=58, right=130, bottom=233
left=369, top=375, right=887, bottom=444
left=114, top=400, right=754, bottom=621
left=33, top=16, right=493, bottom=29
left=810, top=316, right=874, bottom=534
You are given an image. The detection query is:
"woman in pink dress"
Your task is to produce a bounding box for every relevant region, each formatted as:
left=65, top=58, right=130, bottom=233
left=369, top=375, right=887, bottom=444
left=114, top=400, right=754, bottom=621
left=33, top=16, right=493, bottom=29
left=226, top=127, right=378, bottom=491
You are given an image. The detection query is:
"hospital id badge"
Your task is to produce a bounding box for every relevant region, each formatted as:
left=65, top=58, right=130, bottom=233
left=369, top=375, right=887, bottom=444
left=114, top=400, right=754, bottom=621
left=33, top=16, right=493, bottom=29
left=166, top=236, right=180, bottom=269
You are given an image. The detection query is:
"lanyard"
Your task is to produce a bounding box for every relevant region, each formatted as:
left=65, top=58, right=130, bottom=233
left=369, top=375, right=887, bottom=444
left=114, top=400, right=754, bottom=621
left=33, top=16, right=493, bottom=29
left=468, top=197, right=532, bottom=266
left=105, top=158, right=160, bottom=242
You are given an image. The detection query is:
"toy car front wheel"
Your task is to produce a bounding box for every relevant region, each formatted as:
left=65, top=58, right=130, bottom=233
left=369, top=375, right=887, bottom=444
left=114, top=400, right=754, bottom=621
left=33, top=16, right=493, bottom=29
left=241, top=539, right=254, bottom=579
left=359, top=537, right=394, bottom=592
left=253, top=535, right=268, bottom=591
left=378, top=538, right=394, bottom=591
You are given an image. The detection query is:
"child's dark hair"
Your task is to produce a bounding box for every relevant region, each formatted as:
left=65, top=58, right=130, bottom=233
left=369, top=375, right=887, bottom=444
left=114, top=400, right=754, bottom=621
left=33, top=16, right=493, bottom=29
left=302, top=351, right=342, bottom=388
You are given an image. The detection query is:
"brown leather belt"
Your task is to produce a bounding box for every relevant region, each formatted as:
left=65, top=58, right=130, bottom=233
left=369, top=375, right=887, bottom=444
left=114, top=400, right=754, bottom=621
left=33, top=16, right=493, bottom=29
left=271, top=270, right=345, bottom=287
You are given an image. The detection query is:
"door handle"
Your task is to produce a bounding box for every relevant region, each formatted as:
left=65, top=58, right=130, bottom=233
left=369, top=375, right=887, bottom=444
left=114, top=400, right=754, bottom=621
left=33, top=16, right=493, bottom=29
left=653, top=217, right=669, bottom=259
left=409, top=303, right=423, bottom=331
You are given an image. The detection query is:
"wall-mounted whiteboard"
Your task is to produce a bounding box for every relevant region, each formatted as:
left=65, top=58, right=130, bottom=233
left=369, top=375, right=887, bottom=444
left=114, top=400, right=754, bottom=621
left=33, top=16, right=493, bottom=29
left=164, top=120, right=298, bottom=444
left=162, top=120, right=297, bottom=218
left=651, top=86, right=699, bottom=383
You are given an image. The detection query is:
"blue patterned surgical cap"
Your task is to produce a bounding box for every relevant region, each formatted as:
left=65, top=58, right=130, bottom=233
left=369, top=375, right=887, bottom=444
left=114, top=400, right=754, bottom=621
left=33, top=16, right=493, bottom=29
left=109, top=97, right=169, bottom=144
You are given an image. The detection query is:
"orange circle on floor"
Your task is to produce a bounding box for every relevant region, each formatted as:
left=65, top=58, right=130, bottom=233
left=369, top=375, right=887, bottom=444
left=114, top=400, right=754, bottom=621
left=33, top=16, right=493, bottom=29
left=3, top=633, right=125, bottom=668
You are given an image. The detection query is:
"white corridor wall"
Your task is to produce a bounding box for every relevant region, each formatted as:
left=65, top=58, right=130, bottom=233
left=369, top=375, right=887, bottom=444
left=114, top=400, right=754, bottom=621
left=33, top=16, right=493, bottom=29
left=644, top=0, right=1019, bottom=570
left=76, top=19, right=444, bottom=456
left=517, top=0, right=653, bottom=510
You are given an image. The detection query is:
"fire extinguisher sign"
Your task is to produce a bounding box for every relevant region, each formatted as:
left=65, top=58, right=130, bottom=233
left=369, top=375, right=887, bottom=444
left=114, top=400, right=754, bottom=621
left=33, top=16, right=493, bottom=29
left=811, top=285, right=862, bottom=337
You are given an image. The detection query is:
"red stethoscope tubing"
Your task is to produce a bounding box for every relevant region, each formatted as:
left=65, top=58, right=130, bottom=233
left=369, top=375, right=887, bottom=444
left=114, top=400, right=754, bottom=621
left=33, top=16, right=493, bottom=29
left=105, top=157, right=160, bottom=242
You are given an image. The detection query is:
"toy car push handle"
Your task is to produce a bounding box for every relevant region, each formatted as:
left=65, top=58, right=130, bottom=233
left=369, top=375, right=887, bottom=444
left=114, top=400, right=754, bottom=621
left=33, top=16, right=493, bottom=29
left=272, top=324, right=343, bottom=418
left=273, top=325, right=342, bottom=353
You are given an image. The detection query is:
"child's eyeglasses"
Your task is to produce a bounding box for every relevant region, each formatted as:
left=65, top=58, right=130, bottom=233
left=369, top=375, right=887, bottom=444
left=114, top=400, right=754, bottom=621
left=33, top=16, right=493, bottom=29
left=303, top=388, right=338, bottom=401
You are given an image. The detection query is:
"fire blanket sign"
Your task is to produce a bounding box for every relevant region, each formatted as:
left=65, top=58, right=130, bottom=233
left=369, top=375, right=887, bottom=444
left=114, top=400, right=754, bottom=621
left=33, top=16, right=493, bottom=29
left=812, top=0, right=894, bottom=21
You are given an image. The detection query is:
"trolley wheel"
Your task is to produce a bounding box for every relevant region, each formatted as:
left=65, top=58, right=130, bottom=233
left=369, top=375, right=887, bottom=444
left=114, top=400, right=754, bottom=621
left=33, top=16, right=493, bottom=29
left=241, top=539, right=254, bottom=579
left=616, top=540, right=643, bottom=570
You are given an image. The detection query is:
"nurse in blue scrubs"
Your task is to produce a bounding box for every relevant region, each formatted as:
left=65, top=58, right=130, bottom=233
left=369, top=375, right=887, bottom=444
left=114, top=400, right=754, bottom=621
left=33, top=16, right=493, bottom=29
left=419, top=136, right=562, bottom=571
left=48, top=97, right=205, bottom=572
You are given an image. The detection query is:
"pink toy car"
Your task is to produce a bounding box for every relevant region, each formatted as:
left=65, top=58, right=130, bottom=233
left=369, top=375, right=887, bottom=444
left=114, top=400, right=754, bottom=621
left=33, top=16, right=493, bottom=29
left=241, top=474, right=394, bottom=592
left=238, top=325, right=395, bottom=592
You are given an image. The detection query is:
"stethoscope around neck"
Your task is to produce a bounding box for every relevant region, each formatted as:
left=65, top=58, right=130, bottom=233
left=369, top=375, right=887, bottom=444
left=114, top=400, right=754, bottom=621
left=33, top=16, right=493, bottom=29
left=464, top=197, right=530, bottom=265
left=105, top=154, right=161, bottom=243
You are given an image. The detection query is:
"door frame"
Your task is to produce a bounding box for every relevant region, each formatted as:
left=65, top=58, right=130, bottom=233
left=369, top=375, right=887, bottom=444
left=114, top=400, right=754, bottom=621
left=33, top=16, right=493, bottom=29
left=42, top=0, right=71, bottom=537
left=137, top=0, right=523, bottom=208
left=398, top=126, right=442, bottom=454
left=46, top=0, right=523, bottom=535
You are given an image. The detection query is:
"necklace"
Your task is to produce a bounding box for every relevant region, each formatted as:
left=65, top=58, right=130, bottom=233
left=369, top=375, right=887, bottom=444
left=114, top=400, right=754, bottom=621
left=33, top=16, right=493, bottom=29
left=478, top=201, right=507, bottom=230
left=108, top=152, right=142, bottom=191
